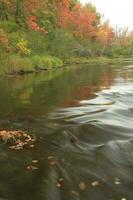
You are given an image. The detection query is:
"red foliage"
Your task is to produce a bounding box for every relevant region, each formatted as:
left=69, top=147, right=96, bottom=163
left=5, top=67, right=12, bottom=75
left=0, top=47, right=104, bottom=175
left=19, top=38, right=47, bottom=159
left=28, top=16, right=47, bottom=33
left=57, top=0, right=98, bottom=38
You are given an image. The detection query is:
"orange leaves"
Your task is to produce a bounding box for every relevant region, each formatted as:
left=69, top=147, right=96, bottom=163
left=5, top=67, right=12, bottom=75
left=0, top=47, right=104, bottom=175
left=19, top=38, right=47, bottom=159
left=0, top=130, right=12, bottom=143
left=0, top=130, right=35, bottom=150
left=96, top=22, right=114, bottom=45
left=28, top=15, right=47, bottom=33
left=0, top=28, right=10, bottom=51
left=57, top=0, right=98, bottom=38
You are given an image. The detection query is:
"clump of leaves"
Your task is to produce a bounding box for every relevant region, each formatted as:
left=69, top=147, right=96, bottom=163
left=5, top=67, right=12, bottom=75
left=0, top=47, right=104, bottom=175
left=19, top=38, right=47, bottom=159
left=0, top=28, right=10, bottom=51
left=16, top=39, right=31, bottom=55
left=0, top=130, right=35, bottom=150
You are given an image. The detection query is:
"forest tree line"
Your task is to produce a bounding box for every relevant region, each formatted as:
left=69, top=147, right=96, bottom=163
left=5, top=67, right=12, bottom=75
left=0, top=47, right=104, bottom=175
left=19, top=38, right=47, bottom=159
left=0, top=0, right=133, bottom=73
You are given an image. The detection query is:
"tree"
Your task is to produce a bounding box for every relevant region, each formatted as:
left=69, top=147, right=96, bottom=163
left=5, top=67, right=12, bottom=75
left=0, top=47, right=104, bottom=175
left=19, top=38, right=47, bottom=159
left=57, top=0, right=99, bottom=38
left=96, top=21, right=114, bottom=55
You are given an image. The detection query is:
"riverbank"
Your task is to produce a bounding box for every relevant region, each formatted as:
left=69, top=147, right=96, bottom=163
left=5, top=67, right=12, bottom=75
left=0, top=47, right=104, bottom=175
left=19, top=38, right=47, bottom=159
left=0, top=54, right=133, bottom=76
left=66, top=56, right=133, bottom=65
left=0, top=54, right=63, bottom=75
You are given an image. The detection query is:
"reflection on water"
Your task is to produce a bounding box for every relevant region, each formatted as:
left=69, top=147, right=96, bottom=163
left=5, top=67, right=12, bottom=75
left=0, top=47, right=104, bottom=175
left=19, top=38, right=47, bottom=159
left=0, top=64, right=133, bottom=199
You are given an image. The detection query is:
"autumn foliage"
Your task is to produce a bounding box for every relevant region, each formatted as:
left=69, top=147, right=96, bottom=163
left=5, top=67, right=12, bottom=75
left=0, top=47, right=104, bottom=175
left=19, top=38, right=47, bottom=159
left=57, top=0, right=99, bottom=38
left=0, top=130, right=35, bottom=150
left=28, top=15, right=47, bottom=33
left=0, top=28, right=10, bottom=50
left=1, top=0, right=132, bottom=59
left=96, top=21, right=114, bottom=45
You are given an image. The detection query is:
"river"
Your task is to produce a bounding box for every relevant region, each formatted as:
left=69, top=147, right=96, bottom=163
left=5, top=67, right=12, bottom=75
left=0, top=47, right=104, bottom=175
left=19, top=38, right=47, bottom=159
left=0, top=62, right=133, bottom=200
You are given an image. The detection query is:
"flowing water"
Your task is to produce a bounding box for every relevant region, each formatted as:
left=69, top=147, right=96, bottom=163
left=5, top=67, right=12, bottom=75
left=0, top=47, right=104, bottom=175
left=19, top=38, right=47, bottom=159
left=0, top=63, right=133, bottom=200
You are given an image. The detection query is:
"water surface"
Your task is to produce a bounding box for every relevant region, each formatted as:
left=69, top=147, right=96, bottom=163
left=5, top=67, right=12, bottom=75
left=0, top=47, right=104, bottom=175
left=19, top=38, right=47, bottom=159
left=0, top=63, right=133, bottom=200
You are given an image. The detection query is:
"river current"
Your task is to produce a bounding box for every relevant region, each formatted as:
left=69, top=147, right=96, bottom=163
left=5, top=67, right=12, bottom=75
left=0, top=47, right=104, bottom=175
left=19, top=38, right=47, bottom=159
left=0, top=63, right=133, bottom=200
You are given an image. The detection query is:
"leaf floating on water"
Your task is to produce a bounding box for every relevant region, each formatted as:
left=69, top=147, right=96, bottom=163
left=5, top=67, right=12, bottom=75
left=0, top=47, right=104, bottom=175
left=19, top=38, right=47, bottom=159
left=0, top=130, right=12, bottom=143
left=48, top=156, right=57, bottom=165
left=71, top=190, right=79, bottom=197
left=91, top=181, right=99, bottom=187
left=59, top=178, right=63, bottom=182
left=29, top=144, right=35, bottom=148
left=27, top=165, right=38, bottom=170
left=48, top=156, right=54, bottom=160
left=114, top=178, right=121, bottom=185
left=0, top=130, right=36, bottom=150
left=49, top=161, right=56, bottom=165
left=57, top=183, right=61, bottom=188
left=30, top=165, right=38, bottom=170
left=32, top=160, right=38, bottom=163
left=79, top=182, right=86, bottom=191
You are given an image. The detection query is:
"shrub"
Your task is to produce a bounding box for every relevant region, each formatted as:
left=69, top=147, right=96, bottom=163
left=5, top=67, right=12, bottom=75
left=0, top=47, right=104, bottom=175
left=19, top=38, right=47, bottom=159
left=0, top=21, right=19, bottom=33
left=31, top=55, right=63, bottom=70
left=51, top=57, right=63, bottom=67
left=7, top=55, right=33, bottom=74
left=26, top=31, right=48, bottom=55
left=31, top=55, right=43, bottom=69
left=41, top=56, right=52, bottom=69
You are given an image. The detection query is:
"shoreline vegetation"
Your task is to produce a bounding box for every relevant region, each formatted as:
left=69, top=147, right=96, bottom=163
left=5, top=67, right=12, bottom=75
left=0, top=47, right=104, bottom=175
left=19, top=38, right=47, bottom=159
left=0, top=1, right=133, bottom=76
left=0, top=55, right=132, bottom=76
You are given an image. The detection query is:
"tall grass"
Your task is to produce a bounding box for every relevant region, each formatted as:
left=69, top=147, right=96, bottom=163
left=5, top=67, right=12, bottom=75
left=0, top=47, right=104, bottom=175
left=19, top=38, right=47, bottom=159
left=0, top=54, right=63, bottom=75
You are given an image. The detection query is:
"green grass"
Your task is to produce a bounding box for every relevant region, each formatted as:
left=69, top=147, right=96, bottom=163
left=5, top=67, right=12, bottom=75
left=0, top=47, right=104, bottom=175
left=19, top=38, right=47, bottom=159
left=0, top=54, right=63, bottom=75
left=31, top=55, right=63, bottom=70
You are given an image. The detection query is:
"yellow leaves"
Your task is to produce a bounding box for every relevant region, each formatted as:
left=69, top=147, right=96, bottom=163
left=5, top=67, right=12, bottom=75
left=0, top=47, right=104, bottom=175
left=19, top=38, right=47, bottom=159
left=0, top=130, right=35, bottom=150
left=16, top=39, right=31, bottom=56
left=0, top=130, right=12, bottom=143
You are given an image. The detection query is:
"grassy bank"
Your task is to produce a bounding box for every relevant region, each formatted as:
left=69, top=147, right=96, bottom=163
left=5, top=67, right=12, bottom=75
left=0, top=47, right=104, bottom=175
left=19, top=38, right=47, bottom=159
left=0, top=54, right=63, bottom=75
left=0, top=53, right=132, bottom=76
left=66, top=56, right=133, bottom=65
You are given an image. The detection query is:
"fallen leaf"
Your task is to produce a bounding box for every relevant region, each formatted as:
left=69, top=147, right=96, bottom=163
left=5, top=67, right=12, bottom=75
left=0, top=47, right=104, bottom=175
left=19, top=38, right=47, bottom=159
left=29, top=145, right=35, bottom=148
left=48, top=156, right=54, bottom=160
left=71, top=190, right=79, bottom=196
left=114, top=178, right=121, bottom=185
left=49, top=161, right=56, bottom=165
left=91, top=181, right=99, bottom=187
left=79, top=182, right=86, bottom=191
left=57, top=183, right=61, bottom=187
left=27, top=165, right=38, bottom=170
left=32, top=160, right=38, bottom=163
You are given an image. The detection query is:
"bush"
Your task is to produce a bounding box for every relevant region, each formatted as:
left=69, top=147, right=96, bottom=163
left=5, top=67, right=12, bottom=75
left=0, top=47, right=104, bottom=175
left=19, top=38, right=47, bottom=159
left=31, top=55, right=63, bottom=70
left=51, top=57, right=63, bottom=67
left=6, top=55, right=33, bottom=74
left=41, top=56, right=52, bottom=69
left=31, top=55, right=43, bottom=69
left=0, top=21, right=19, bottom=33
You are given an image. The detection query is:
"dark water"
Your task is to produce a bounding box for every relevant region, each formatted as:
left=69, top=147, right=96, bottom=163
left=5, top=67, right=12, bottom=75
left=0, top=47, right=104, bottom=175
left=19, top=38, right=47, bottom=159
left=0, top=63, right=133, bottom=200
